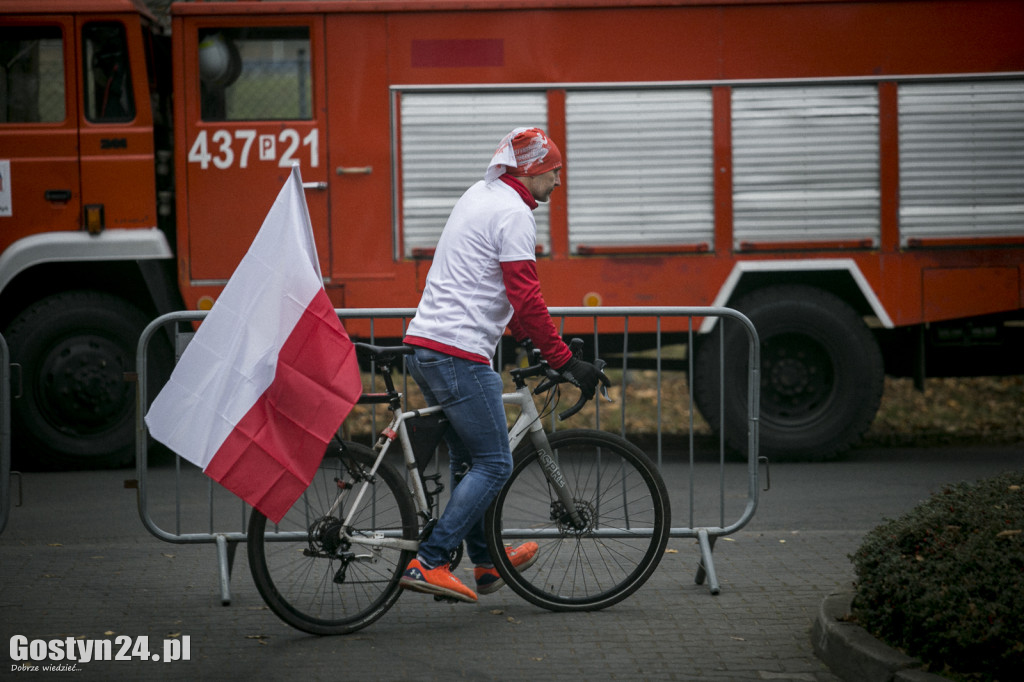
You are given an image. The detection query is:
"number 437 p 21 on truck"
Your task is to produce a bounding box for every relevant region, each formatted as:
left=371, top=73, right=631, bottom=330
left=0, top=0, right=1021, bottom=468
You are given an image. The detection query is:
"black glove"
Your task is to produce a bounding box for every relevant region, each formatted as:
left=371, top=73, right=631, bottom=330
left=558, top=357, right=601, bottom=400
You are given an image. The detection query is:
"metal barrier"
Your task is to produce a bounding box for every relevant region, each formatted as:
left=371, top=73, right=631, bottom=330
left=0, top=333, right=11, bottom=534
left=133, top=306, right=761, bottom=603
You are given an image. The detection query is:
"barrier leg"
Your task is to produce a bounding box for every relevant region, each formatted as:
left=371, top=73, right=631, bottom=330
left=694, top=529, right=720, bottom=595
left=215, top=534, right=238, bottom=606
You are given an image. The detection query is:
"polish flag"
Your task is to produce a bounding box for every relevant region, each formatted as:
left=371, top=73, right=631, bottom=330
left=145, top=166, right=362, bottom=523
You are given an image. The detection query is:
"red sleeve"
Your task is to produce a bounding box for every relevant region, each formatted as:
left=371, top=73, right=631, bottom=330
left=501, top=260, right=573, bottom=368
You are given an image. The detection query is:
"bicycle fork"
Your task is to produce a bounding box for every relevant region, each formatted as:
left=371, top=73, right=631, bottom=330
left=507, top=388, right=589, bottom=532
left=531, top=429, right=591, bottom=532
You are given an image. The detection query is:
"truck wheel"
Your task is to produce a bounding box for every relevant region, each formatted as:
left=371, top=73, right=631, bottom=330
left=5, top=291, right=152, bottom=469
left=693, top=285, right=884, bottom=461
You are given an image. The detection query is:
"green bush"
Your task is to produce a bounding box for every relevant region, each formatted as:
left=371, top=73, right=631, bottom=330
left=850, top=471, right=1024, bottom=681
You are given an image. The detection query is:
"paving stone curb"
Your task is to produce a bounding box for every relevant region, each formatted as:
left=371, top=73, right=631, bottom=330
left=812, top=591, right=948, bottom=682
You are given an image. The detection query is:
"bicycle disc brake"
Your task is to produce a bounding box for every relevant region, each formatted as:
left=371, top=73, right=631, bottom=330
left=550, top=499, right=596, bottom=535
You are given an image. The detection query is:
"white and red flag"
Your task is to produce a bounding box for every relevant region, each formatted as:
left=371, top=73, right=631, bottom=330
left=145, top=166, right=361, bottom=523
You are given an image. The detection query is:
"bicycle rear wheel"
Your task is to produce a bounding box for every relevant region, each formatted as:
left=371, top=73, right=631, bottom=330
left=485, top=429, right=670, bottom=611
left=247, top=439, right=417, bottom=635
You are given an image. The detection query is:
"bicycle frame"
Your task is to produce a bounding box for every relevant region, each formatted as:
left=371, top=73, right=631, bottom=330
left=330, top=379, right=584, bottom=554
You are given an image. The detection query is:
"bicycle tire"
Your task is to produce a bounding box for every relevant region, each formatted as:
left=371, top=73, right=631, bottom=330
left=484, top=429, right=670, bottom=611
left=247, top=439, right=417, bottom=635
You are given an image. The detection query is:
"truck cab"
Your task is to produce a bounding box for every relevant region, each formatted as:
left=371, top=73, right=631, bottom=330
left=0, top=0, right=174, bottom=467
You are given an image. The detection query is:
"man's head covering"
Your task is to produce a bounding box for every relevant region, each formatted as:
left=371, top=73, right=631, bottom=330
left=485, top=127, right=563, bottom=182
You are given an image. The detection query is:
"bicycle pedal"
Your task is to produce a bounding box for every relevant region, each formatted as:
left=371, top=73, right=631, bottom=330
left=432, top=595, right=461, bottom=604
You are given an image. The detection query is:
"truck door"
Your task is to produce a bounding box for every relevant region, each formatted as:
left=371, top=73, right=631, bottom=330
left=76, top=18, right=156, bottom=230
left=179, top=17, right=329, bottom=298
left=0, top=17, right=80, bottom=243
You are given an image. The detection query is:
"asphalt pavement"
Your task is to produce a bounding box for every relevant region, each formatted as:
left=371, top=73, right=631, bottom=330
left=2, top=444, right=1022, bottom=681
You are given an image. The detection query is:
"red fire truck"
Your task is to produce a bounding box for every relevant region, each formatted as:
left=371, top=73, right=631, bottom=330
left=1, top=0, right=1022, bottom=467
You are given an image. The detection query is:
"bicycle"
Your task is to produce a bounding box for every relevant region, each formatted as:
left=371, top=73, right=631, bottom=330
left=246, top=340, right=671, bottom=635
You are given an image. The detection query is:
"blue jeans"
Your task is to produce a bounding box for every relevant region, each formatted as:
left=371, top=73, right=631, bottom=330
left=406, top=347, right=512, bottom=568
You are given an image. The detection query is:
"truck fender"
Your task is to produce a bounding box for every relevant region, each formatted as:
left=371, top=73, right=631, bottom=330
left=699, top=258, right=894, bottom=333
left=0, top=228, right=173, bottom=294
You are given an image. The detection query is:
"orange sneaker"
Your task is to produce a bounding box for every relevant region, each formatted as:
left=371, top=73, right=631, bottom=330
left=400, top=558, right=478, bottom=603
left=474, top=542, right=539, bottom=595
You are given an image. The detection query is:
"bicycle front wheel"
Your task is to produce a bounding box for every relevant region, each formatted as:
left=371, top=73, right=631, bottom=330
left=247, top=439, right=417, bottom=635
left=485, top=429, right=670, bottom=611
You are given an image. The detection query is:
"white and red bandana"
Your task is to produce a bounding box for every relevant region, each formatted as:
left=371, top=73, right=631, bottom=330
left=485, top=127, right=563, bottom=182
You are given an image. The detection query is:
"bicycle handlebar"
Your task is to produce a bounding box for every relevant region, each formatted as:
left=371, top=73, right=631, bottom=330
left=552, top=358, right=613, bottom=421
left=515, top=338, right=613, bottom=421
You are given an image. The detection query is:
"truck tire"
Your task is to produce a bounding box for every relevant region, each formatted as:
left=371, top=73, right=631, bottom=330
left=5, top=291, right=153, bottom=468
left=693, top=285, right=884, bottom=461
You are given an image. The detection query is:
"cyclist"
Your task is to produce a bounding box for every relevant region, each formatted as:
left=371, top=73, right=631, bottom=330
left=399, top=127, right=602, bottom=603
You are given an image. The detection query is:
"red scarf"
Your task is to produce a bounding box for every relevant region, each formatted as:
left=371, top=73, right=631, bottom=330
left=499, top=174, right=538, bottom=210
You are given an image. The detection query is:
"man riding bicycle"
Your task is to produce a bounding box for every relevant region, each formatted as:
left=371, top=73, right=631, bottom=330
left=399, top=128, right=602, bottom=603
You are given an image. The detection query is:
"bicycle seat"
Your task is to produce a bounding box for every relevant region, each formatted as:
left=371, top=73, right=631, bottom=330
left=353, top=342, right=415, bottom=363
